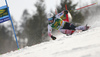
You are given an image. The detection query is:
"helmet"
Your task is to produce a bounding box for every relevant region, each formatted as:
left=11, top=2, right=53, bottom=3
left=47, top=13, right=54, bottom=18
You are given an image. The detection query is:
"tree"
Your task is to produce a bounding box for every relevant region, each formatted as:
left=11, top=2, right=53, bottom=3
left=21, top=0, right=48, bottom=46
left=0, top=24, right=17, bottom=54
left=20, top=9, right=31, bottom=29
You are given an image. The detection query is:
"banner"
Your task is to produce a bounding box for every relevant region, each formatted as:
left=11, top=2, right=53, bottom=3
left=0, top=5, right=10, bottom=23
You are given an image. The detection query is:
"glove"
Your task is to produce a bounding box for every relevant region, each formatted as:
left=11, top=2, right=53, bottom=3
left=64, top=10, right=68, bottom=14
left=51, top=35, right=56, bottom=40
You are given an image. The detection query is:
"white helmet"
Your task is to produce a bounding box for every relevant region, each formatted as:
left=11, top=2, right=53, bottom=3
left=47, top=13, right=54, bottom=18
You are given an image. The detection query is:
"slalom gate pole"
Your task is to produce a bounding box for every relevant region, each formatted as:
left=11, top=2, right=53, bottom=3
left=5, top=0, right=20, bottom=50
left=70, top=3, right=97, bottom=12
left=65, top=4, right=68, bottom=10
left=76, top=3, right=97, bottom=10
left=64, top=4, right=69, bottom=22
left=55, top=9, right=57, bottom=14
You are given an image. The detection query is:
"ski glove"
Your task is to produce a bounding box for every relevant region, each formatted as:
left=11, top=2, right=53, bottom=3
left=51, top=35, right=56, bottom=40
left=64, top=10, right=68, bottom=14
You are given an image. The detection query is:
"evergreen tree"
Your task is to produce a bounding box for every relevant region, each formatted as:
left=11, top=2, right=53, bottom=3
left=0, top=25, right=17, bottom=54
left=21, top=9, right=30, bottom=28
left=21, top=0, right=47, bottom=46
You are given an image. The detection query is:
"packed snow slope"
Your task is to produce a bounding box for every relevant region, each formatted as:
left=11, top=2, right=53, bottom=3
left=0, top=26, right=100, bottom=57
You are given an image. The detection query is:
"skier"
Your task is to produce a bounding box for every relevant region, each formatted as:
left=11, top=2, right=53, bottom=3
left=47, top=10, right=89, bottom=40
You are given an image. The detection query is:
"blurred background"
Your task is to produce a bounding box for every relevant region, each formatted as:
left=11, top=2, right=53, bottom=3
left=0, top=0, right=99, bottom=54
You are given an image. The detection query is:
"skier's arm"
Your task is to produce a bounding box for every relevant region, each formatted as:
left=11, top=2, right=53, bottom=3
left=55, top=10, right=68, bottom=18
left=48, top=25, right=56, bottom=40
left=55, top=11, right=64, bottom=18
left=48, top=25, right=52, bottom=37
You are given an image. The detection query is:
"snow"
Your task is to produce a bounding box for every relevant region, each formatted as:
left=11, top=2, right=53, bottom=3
left=0, top=26, right=100, bottom=57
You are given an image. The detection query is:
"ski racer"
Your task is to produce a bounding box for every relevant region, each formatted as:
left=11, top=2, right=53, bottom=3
left=47, top=10, right=89, bottom=40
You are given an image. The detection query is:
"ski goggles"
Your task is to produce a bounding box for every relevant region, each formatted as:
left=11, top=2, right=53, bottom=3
left=48, top=18, right=53, bottom=21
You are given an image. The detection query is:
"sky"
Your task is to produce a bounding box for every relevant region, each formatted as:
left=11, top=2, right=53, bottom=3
left=0, top=0, right=61, bottom=23
left=0, top=0, right=99, bottom=24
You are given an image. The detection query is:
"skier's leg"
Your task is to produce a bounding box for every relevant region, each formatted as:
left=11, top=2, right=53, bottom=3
left=63, top=22, right=76, bottom=30
left=59, top=29, right=74, bottom=36
left=75, top=26, right=86, bottom=31
left=69, top=23, right=76, bottom=30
